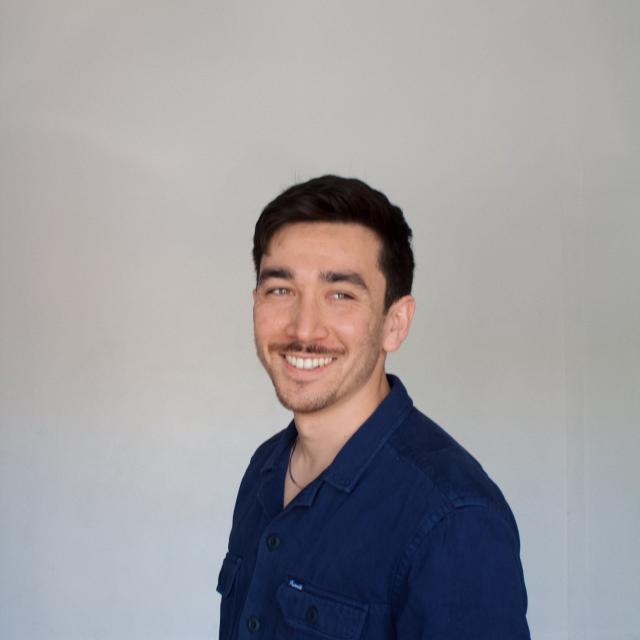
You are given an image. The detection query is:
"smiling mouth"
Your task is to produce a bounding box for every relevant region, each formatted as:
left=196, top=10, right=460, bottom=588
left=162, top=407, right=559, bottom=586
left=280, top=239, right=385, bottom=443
left=282, top=354, right=336, bottom=371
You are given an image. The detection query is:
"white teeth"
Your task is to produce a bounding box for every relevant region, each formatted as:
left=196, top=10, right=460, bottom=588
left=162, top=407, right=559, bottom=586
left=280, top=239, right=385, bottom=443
left=285, top=355, right=334, bottom=370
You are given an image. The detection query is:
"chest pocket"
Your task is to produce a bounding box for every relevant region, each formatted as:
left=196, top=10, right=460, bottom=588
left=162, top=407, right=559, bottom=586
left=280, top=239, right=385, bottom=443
left=276, top=579, right=368, bottom=639
left=216, top=553, right=242, bottom=640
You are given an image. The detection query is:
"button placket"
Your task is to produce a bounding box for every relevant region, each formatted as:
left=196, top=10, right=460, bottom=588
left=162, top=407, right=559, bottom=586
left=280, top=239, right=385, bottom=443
left=246, top=615, right=261, bottom=633
left=305, top=605, right=319, bottom=625
left=266, top=534, right=281, bottom=551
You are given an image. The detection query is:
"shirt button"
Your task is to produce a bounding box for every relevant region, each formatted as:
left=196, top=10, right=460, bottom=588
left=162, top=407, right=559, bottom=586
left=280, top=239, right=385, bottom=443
left=246, top=615, right=261, bottom=633
left=266, top=534, right=281, bottom=551
left=306, top=605, right=319, bottom=625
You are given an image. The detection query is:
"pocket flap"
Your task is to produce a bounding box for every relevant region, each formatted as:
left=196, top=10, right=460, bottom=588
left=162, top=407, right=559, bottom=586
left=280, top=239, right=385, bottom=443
left=277, top=580, right=368, bottom=639
left=216, top=552, right=241, bottom=597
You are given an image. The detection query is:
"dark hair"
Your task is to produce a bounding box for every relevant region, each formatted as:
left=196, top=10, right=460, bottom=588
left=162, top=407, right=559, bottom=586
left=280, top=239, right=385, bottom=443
left=253, top=175, right=414, bottom=311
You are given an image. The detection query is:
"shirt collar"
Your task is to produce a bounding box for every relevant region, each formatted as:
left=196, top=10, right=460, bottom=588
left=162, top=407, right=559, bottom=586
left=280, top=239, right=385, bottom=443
left=322, top=375, right=413, bottom=492
left=260, top=375, right=413, bottom=491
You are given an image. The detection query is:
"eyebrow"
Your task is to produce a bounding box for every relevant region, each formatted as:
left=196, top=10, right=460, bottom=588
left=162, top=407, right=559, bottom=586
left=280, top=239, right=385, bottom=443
left=257, top=267, right=369, bottom=292
left=320, top=270, right=369, bottom=291
left=257, top=267, right=294, bottom=285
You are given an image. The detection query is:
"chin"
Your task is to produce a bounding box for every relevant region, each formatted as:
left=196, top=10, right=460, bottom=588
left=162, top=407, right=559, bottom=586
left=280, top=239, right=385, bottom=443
left=273, top=383, right=339, bottom=414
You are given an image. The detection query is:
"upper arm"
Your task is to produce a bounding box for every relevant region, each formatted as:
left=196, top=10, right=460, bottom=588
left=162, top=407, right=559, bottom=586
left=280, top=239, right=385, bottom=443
left=393, top=506, right=530, bottom=639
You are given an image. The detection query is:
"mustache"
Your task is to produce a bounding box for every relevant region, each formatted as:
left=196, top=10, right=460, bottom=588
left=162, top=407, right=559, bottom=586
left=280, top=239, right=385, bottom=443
left=269, top=342, right=345, bottom=357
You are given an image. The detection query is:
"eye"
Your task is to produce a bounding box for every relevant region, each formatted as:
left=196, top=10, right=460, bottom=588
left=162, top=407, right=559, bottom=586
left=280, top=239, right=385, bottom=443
left=331, top=291, right=354, bottom=301
left=267, top=287, right=291, bottom=296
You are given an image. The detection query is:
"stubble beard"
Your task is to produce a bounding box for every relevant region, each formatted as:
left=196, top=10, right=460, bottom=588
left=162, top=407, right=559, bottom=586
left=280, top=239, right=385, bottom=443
left=254, top=328, right=385, bottom=415
left=273, top=380, right=340, bottom=414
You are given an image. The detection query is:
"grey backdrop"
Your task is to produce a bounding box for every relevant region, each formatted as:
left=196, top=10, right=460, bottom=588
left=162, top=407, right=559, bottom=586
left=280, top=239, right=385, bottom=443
left=1, top=2, right=639, bottom=639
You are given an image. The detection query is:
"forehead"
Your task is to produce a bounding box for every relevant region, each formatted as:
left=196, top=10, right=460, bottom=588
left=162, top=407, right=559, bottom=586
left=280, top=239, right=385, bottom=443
left=262, top=222, right=383, bottom=272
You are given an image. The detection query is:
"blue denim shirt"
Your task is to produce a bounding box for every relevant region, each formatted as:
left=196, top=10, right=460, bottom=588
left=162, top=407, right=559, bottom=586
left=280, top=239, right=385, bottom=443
left=218, top=376, right=530, bottom=639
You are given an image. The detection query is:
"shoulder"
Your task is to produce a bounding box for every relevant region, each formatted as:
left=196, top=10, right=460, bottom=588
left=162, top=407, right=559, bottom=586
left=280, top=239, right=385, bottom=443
left=235, top=426, right=289, bottom=496
left=229, top=426, right=290, bottom=528
left=240, top=425, right=290, bottom=485
left=250, top=427, right=289, bottom=466
left=386, top=409, right=528, bottom=626
left=387, top=407, right=517, bottom=529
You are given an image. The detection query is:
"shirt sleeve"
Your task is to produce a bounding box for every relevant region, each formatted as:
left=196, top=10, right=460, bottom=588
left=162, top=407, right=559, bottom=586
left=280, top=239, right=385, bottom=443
left=393, top=505, right=531, bottom=639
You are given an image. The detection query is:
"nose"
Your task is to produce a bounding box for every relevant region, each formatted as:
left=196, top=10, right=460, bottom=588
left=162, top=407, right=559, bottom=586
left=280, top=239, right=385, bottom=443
left=285, top=293, right=329, bottom=343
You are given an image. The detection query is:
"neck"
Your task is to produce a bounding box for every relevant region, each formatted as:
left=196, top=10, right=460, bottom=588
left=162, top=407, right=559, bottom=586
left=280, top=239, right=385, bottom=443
left=292, top=368, right=390, bottom=473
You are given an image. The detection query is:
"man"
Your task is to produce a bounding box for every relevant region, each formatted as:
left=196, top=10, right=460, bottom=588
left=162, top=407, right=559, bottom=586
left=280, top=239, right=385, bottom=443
left=217, top=175, right=530, bottom=639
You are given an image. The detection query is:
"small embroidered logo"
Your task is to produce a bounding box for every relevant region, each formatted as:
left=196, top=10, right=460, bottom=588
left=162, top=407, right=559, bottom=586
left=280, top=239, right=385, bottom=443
left=288, top=579, right=303, bottom=591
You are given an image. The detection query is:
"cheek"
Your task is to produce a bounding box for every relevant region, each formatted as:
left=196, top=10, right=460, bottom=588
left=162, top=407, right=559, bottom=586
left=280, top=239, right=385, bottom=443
left=329, top=311, right=376, bottom=343
left=253, top=303, right=288, bottom=337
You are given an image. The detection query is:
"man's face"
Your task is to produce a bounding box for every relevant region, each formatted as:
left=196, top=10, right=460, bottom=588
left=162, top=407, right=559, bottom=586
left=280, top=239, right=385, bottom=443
left=253, top=222, right=390, bottom=415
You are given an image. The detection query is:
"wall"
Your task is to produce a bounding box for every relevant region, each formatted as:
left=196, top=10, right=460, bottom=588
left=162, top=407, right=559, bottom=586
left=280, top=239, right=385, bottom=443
left=1, top=2, right=638, bottom=638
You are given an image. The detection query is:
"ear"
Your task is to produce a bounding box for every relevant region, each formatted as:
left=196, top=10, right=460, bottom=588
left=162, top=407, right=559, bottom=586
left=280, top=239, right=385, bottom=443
left=252, top=288, right=257, bottom=303
left=382, top=295, right=416, bottom=353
